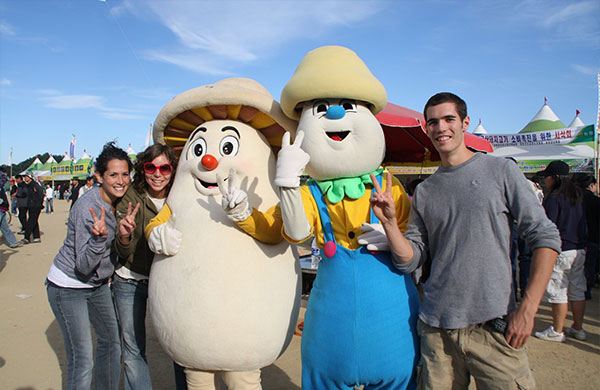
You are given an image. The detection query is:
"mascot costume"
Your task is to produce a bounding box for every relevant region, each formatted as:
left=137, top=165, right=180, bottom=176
left=145, top=78, right=301, bottom=390
left=275, top=46, right=420, bottom=389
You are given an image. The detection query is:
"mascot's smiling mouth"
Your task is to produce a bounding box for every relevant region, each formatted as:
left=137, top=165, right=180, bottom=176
left=198, top=178, right=218, bottom=189
left=197, top=176, right=227, bottom=190
left=326, top=131, right=350, bottom=141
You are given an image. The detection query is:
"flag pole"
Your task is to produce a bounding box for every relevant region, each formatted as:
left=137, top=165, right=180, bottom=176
left=595, top=73, right=599, bottom=194
left=9, top=147, right=13, bottom=178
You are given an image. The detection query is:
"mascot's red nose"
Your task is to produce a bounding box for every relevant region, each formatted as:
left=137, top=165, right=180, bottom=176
left=201, top=155, right=218, bottom=171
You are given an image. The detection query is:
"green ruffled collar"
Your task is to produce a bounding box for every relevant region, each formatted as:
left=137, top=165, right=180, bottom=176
left=313, top=168, right=383, bottom=204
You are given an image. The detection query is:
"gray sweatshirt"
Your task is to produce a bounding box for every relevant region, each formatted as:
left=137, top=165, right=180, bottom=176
left=52, top=187, right=118, bottom=286
left=396, top=152, right=561, bottom=329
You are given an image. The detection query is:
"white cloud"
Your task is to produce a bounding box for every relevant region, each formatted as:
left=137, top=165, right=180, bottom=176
left=143, top=51, right=232, bottom=76
left=37, top=89, right=63, bottom=96
left=100, top=111, right=146, bottom=120
left=119, top=0, right=383, bottom=73
left=40, top=93, right=145, bottom=120
left=41, top=94, right=105, bottom=110
left=572, top=64, right=600, bottom=76
left=541, top=1, right=598, bottom=27
left=0, top=78, right=11, bottom=86
left=513, top=0, right=600, bottom=48
left=0, top=21, right=16, bottom=36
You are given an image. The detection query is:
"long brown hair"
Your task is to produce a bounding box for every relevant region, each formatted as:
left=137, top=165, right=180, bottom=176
left=550, top=174, right=583, bottom=206
left=132, top=144, right=177, bottom=195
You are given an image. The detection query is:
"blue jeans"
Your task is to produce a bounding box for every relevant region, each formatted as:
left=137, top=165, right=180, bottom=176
left=1, top=210, right=18, bottom=246
left=47, top=280, right=121, bottom=390
left=46, top=198, right=54, bottom=213
left=112, top=274, right=152, bottom=390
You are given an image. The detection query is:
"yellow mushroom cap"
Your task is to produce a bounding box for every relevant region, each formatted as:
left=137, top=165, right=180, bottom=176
left=280, top=46, right=387, bottom=120
left=153, top=78, right=296, bottom=157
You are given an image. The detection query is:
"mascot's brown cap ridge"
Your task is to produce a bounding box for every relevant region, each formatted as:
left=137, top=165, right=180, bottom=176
left=153, top=78, right=297, bottom=157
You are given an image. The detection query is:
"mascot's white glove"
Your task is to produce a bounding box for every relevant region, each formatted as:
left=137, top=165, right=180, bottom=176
left=275, top=131, right=310, bottom=188
left=217, top=169, right=252, bottom=222
left=357, top=222, right=390, bottom=251
left=147, top=216, right=183, bottom=256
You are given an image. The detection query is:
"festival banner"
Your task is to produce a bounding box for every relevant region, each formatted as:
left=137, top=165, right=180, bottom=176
left=489, top=124, right=596, bottom=174
left=481, top=125, right=593, bottom=147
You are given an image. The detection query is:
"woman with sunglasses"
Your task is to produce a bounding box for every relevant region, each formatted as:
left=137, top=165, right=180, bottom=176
left=112, top=144, right=179, bottom=390
left=46, top=142, right=132, bottom=390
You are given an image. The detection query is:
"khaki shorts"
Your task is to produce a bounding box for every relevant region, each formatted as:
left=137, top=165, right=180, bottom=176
left=544, top=249, right=586, bottom=304
left=417, top=319, right=535, bottom=390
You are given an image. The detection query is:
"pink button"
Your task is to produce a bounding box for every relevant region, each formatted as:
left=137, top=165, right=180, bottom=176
left=323, top=241, right=337, bottom=258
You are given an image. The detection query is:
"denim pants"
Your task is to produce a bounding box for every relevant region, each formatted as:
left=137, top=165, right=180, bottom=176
left=46, top=198, right=54, bottom=213
left=0, top=210, right=18, bottom=246
left=112, top=274, right=153, bottom=390
left=47, top=280, right=121, bottom=390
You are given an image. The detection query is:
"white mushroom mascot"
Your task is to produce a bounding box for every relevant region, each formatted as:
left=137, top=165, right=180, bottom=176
left=276, top=46, right=420, bottom=390
left=145, top=78, right=301, bottom=390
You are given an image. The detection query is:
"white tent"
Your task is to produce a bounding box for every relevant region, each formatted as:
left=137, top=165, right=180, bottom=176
left=472, top=119, right=488, bottom=135
left=520, top=101, right=566, bottom=133
left=568, top=110, right=585, bottom=128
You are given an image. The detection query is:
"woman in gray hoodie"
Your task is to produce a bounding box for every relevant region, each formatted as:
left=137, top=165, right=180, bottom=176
left=46, top=142, right=133, bottom=390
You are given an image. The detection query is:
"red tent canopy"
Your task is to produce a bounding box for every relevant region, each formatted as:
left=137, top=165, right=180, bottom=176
left=376, top=102, right=493, bottom=163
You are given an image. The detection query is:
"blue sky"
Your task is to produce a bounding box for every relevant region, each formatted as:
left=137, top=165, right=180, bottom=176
left=1, top=0, right=598, bottom=164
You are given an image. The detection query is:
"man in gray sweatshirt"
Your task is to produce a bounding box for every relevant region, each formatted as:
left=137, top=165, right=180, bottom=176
left=369, top=92, right=561, bottom=389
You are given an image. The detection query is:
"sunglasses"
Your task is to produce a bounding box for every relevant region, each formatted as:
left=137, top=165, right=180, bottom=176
left=143, top=162, right=173, bottom=175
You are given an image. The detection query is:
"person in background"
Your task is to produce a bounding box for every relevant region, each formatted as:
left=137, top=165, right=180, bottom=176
left=112, top=144, right=184, bottom=390
left=517, top=176, right=545, bottom=297
left=45, top=184, right=54, bottom=214
left=10, top=177, right=18, bottom=215
left=22, top=172, right=43, bottom=244
left=572, top=173, right=599, bottom=300
left=79, top=176, right=96, bottom=197
left=405, top=178, right=424, bottom=200
left=59, top=182, right=67, bottom=200
left=535, top=161, right=588, bottom=342
left=15, top=175, right=28, bottom=233
left=0, top=168, right=22, bottom=248
left=68, top=177, right=82, bottom=209
left=46, top=142, right=132, bottom=390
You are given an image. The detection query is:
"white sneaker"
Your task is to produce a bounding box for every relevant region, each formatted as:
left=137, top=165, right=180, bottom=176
left=564, top=327, right=586, bottom=341
left=534, top=326, right=565, bottom=342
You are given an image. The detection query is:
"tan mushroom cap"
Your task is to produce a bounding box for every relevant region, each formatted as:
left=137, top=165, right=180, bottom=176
left=153, top=78, right=296, bottom=157
left=280, top=46, right=387, bottom=120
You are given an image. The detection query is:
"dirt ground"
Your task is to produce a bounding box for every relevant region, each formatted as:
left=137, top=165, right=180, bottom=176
left=1, top=199, right=598, bottom=389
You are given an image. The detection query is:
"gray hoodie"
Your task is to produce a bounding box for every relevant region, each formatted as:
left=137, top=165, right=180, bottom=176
left=51, top=187, right=118, bottom=286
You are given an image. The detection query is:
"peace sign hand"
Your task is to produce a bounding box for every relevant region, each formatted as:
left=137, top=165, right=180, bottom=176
left=274, top=131, right=310, bottom=188
left=89, top=207, right=108, bottom=237
left=369, top=171, right=397, bottom=225
left=217, top=169, right=252, bottom=222
left=118, top=202, right=141, bottom=243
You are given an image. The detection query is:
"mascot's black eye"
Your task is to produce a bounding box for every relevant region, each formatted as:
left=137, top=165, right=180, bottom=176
left=312, top=100, right=330, bottom=116
left=187, top=137, right=207, bottom=160
left=341, top=100, right=356, bottom=111
left=219, top=135, right=239, bottom=156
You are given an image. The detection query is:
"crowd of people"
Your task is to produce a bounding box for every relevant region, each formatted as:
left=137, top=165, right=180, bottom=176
left=0, top=92, right=598, bottom=390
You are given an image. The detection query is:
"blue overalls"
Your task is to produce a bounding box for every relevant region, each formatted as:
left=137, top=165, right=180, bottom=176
left=302, top=176, right=420, bottom=390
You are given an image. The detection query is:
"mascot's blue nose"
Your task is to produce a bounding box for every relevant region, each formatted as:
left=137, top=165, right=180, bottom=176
left=326, top=105, right=345, bottom=120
